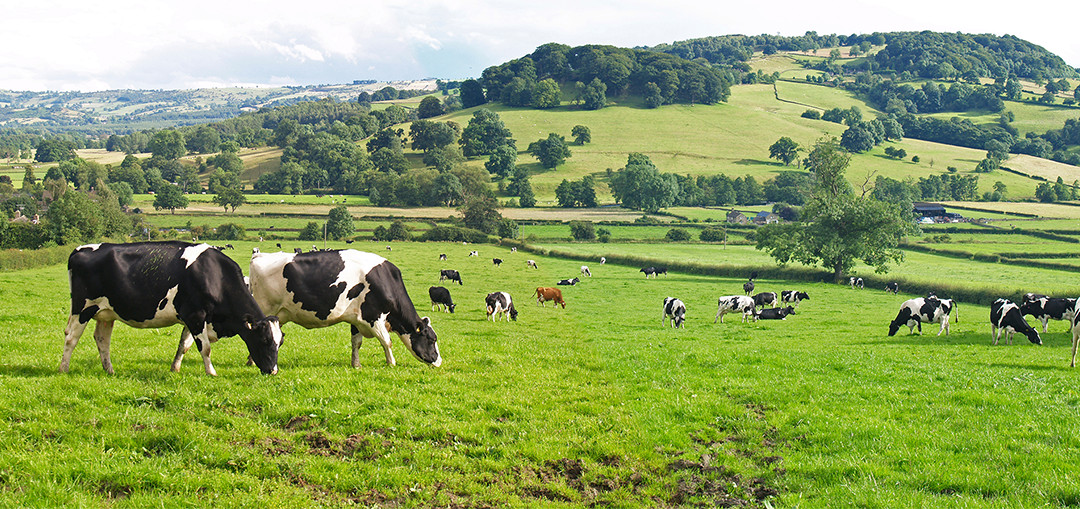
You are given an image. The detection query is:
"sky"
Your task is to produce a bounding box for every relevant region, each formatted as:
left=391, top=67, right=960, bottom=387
left=2, top=0, right=1077, bottom=92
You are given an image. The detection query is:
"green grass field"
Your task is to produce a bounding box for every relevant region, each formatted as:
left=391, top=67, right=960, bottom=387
left=5, top=239, right=1080, bottom=507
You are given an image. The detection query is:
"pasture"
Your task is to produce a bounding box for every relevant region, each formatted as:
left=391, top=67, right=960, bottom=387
left=4, top=239, right=1080, bottom=507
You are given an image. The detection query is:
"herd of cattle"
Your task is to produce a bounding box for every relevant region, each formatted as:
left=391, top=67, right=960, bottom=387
left=58, top=241, right=1080, bottom=376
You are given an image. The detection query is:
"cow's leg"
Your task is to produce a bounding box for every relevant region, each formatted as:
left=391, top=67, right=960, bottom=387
left=714, top=308, right=722, bottom=324
left=991, top=325, right=999, bottom=345
left=92, top=320, right=115, bottom=374
left=350, top=325, right=366, bottom=368
left=1071, top=327, right=1080, bottom=367
left=190, top=323, right=218, bottom=376
left=371, top=319, right=396, bottom=366
left=171, top=326, right=194, bottom=372
left=59, top=315, right=91, bottom=373
left=1042, top=318, right=1050, bottom=334
left=937, top=317, right=949, bottom=336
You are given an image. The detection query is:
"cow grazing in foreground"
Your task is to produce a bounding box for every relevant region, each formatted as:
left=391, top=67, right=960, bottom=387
left=486, top=292, right=518, bottom=322
left=885, top=282, right=899, bottom=295
left=492, top=258, right=503, bottom=267
left=752, top=292, right=778, bottom=310
left=61, top=242, right=283, bottom=376
left=250, top=249, right=442, bottom=369
left=429, top=286, right=456, bottom=313
left=743, top=280, right=755, bottom=296
left=535, top=287, right=566, bottom=308
left=1020, top=295, right=1077, bottom=333
left=888, top=296, right=957, bottom=336
left=663, top=297, right=686, bottom=328
left=557, top=277, right=580, bottom=286
left=754, top=306, right=796, bottom=320
left=581, top=266, right=591, bottom=277
left=991, top=298, right=1042, bottom=346
left=439, top=269, right=463, bottom=285
left=714, top=295, right=756, bottom=323
left=780, top=290, right=810, bottom=307
left=527, top=260, right=538, bottom=269
left=850, top=277, right=864, bottom=289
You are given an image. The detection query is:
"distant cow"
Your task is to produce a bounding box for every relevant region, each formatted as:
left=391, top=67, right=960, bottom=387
left=581, top=266, right=591, bottom=277
left=743, top=280, right=755, bottom=296
left=600, top=257, right=606, bottom=265
left=888, top=296, right=957, bottom=336
left=469, top=250, right=479, bottom=257
left=654, top=266, right=668, bottom=277
left=1020, top=295, right=1077, bottom=333
left=754, top=306, right=796, bottom=321
left=511, top=247, right=517, bottom=253
left=752, top=292, right=778, bottom=310
left=276, top=243, right=282, bottom=249
left=527, top=260, right=538, bottom=269
left=439, top=269, right=463, bottom=285
left=714, top=295, right=756, bottom=324
left=991, top=298, right=1042, bottom=346
left=885, top=282, right=899, bottom=295
left=294, top=247, right=303, bottom=254
left=663, top=297, right=686, bottom=328
left=850, top=277, right=864, bottom=289
left=429, top=286, right=456, bottom=313
left=250, top=249, right=442, bottom=369
left=439, top=253, right=447, bottom=261
left=252, top=247, right=260, bottom=254
left=641, top=267, right=658, bottom=278
left=386, top=245, right=392, bottom=251
left=60, top=242, right=283, bottom=376
left=557, top=277, right=580, bottom=286
left=535, top=287, right=566, bottom=308
left=492, top=258, right=503, bottom=267
left=486, top=292, right=518, bottom=322
left=780, top=290, right=810, bottom=307
left=224, top=244, right=234, bottom=250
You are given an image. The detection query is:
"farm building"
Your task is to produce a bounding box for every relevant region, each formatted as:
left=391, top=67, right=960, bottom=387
left=753, top=211, right=780, bottom=225
left=726, top=209, right=749, bottom=224
left=913, top=202, right=963, bottom=223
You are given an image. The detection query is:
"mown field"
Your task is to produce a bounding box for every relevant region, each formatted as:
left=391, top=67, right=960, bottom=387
left=5, top=234, right=1080, bottom=507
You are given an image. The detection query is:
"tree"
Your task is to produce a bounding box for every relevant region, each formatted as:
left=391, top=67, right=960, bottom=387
left=147, top=130, right=187, bottom=160
left=609, top=153, right=679, bottom=212
left=460, top=79, right=487, bottom=108
left=460, top=109, right=514, bottom=158
left=768, top=137, right=801, bottom=166
left=153, top=184, right=188, bottom=214
left=212, top=186, right=246, bottom=213
left=571, top=125, right=591, bottom=145
left=643, top=82, right=663, bottom=109
left=297, top=221, right=321, bottom=241
left=582, top=78, right=607, bottom=110
left=485, top=145, right=517, bottom=179
left=326, top=205, right=354, bottom=240
left=416, top=96, right=445, bottom=119
left=528, top=133, right=571, bottom=169
left=432, top=172, right=465, bottom=207
left=531, top=78, right=561, bottom=109
left=459, top=195, right=502, bottom=234
left=186, top=125, right=221, bottom=154
left=665, top=228, right=692, bottom=242
left=45, top=189, right=104, bottom=245
left=34, top=139, right=75, bottom=163
left=755, top=139, right=917, bottom=282
left=569, top=221, right=596, bottom=240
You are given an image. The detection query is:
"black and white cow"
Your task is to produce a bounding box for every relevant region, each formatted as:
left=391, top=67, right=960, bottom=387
left=752, top=292, right=778, bottom=310
left=557, top=277, right=580, bottom=286
left=888, top=296, right=957, bottom=336
left=850, top=277, right=864, bottom=289
left=429, top=286, right=456, bottom=313
left=991, top=298, right=1042, bottom=346
left=1070, top=300, right=1080, bottom=367
left=511, top=247, right=518, bottom=253
left=885, top=282, right=899, bottom=295
left=527, top=260, right=538, bottom=269
left=599, top=256, right=606, bottom=265
left=1020, top=295, right=1077, bottom=333
left=743, top=280, right=755, bottom=296
left=249, top=250, right=442, bottom=369
left=754, top=306, right=796, bottom=320
left=492, top=258, right=503, bottom=267
left=294, top=247, right=303, bottom=254
left=60, top=242, right=283, bottom=376
left=486, top=292, right=518, bottom=322
left=469, top=250, right=479, bottom=257
left=439, top=269, right=463, bottom=285
left=663, top=297, right=686, bottom=328
left=780, top=290, right=809, bottom=307
left=581, top=266, right=591, bottom=277
left=654, top=266, right=668, bottom=277
left=439, top=253, right=447, bottom=261
left=714, top=295, right=756, bottom=323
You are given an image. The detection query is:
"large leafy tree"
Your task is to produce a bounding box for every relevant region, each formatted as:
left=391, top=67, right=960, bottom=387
left=153, top=184, right=189, bottom=214
left=528, top=133, right=571, bottom=169
left=459, top=79, right=487, bottom=108
left=460, top=109, right=514, bottom=158
left=609, top=153, right=680, bottom=212
left=768, top=137, right=801, bottom=166
left=459, top=195, right=502, bottom=234
left=531, top=78, right=561, bottom=109
left=416, top=96, right=445, bottom=119
left=325, top=205, right=354, bottom=240
left=212, top=185, right=246, bottom=213
left=755, top=139, right=917, bottom=282
left=34, top=139, right=76, bottom=163
left=147, top=130, right=187, bottom=160
left=485, top=145, right=517, bottom=179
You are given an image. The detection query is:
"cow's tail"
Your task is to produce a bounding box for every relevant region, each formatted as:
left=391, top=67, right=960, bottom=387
left=954, top=301, right=959, bottom=323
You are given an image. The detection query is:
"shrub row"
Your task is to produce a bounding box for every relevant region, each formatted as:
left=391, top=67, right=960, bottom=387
left=0, top=245, right=74, bottom=272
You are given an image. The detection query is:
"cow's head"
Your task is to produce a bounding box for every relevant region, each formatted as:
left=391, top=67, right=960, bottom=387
left=783, top=306, right=796, bottom=316
left=240, top=315, right=283, bottom=375
left=1024, top=328, right=1043, bottom=345
left=401, top=317, right=442, bottom=367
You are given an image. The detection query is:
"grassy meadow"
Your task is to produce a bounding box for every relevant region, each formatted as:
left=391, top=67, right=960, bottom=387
left=5, top=239, right=1080, bottom=507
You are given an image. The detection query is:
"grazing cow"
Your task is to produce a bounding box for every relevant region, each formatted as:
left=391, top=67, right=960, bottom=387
left=743, top=280, right=755, bottom=296
left=641, top=267, right=657, bottom=278
left=276, top=243, right=282, bottom=249
left=991, top=298, right=1042, bottom=346
left=428, top=286, right=456, bottom=313
left=654, top=266, right=668, bottom=277
left=714, top=295, right=756, bottom=323
left=469, top=250, right=479, bottom=257
left=1020, top=295, right=1078, bottom=333
left=780, top=290, right=810, bottom=307
left=252, top=247, right=260, bottom=254
left=885, top=282, right=899, bottom=295
left=225, top=244, right=234, bottom=250
left=294, top=247, right=303, bottom=254
left=752, top=292, right=778, bottom=310
left=486, top=292, right=518, bottom=322
left=250, top=249, right=442, bottom=369
left=888, top=296, right=957, bottom=336
left=850, top=277, right=864, bottom=289
left=439, top=269, right=463, bottom=285
left=511, top=247, right=517, bottom=253
left=754, top=306, right=796, bottom=320
left=581, top=266, right=591, bottom=277
left=535, top=287, right=566, bottom=308
left=527, top=260, right=538, bottom=269
left=663, top=297, right=686, bottom=328
left=311, top=245, right=318, bottom=252
left=439, top=253, right=447, bottom=261
left=60, top=242, right=283, bottom=376
left=492, top=258, right=503, bottom=267
left=600, top=257, right=606, bottom=265
left=386, top=245, right=392, bottom=251
left=557, top=277, right=580, bottom=286
left=345, top=240, right=354, bottom=244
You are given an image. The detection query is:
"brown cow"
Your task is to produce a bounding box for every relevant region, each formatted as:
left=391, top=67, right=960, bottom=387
left=535, top=287, right=566, bottom=308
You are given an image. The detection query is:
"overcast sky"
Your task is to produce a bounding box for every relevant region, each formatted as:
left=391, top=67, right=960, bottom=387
left=2, top=0, right=1077, bottom=92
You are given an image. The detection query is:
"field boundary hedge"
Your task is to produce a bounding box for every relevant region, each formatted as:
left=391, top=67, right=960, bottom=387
left=0, top=245, right=73, bottom=271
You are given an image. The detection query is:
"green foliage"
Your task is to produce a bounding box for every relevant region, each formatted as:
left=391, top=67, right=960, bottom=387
left=571, top=125, right=591, bottom=145
left=33, top=138, right=76, bottom=162
left=581, top=78, right=607, bottom=110
left=528, top=133, right=572, bottom=169
left=459, top=79, right=487, bottom=108
left=801, top=109, right=822, bottom=120
left=484, top=145, right=517, bottom=179
left=460, top=109, right=515, bottom=158
left=498, top=218, right=519, bottom=239
left=555, top=176, right=597, bottom=208
left=212, top=223, right=246, bottom=240
left=152, top=184, right=188, bottom=214
left=768, top=137, right=800, bottom=166
left=212, top=186, right=246, bottom=213
left=417, top=96, right=445, bottom=119
left=664, top=228, right=692, bottom=242
left=45, top=189, right=104, bottom=245
left=417, top=224, right=489, bottom=243
left=458, top=195, right=502, bottom=234
left=531, top=78, right=561, bottom=109
left=147, top=129, right=187, bottom=160
left=609, top=153, right=680, bottom=212
left=372, top=220, right=411, bottom=242
left=325, top=205, right=354, bottom=240
left=569, top=221, right=596, bottom=241
left=297, top=221, right=321, bottom=241
left=699, top=228, right=727, bottom=242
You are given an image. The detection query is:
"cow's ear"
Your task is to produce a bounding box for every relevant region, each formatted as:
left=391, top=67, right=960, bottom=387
left=244, top=314, right=256, bottom=330
left=418, top=317, right=431, bottom=331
